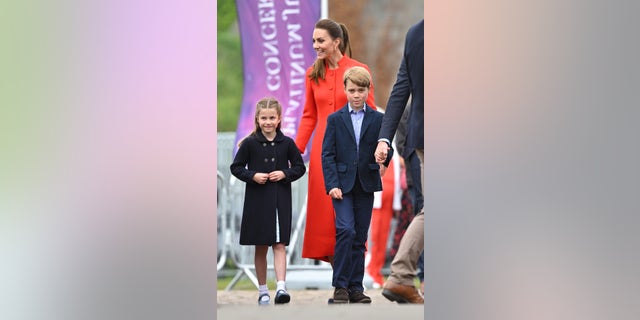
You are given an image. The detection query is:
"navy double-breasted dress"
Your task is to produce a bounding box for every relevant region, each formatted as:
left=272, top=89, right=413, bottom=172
left=230, top=130, right=306, bottom=245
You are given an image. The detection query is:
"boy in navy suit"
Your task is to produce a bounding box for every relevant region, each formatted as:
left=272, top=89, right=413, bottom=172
left=322, top=66, right=392, bottom=304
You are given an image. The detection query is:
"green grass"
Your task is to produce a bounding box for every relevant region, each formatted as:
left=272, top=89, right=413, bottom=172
left=217, top=273, right=276, bottom=290
left=217, top=260, right=275, bottom=290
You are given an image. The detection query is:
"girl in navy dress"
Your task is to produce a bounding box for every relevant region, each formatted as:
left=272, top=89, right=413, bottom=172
left=230, top=97, right=306, bottom=305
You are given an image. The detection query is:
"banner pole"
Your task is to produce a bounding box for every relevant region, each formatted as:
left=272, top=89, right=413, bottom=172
left=321, top=0, right=328, bottom=18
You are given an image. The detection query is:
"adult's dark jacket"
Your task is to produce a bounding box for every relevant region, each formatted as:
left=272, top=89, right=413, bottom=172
left=230, top=129, right=306, bottom=245
left=395, top=105, right=413, bottom=159
left=379, top=19, right=424, bottom=150
left=322, top=104, right=392, bottom=195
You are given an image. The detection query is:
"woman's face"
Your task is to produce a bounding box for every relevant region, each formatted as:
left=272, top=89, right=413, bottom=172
left=312, top=28, right=339, bottom=60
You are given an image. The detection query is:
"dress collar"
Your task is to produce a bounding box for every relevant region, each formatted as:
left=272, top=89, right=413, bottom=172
left=255, top=129, right=284, bottom=142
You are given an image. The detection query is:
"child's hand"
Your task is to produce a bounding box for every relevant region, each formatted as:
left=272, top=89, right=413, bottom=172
left=268, top=170, right=285, bottom=182
left=253, top=172, right=269, bottom=184
left=328, top=188, right=343, bottom=200
left=375, top=141, right=390, bottom=164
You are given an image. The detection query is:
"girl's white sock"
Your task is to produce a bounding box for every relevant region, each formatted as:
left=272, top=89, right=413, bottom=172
left=258, top=284, right=269, bottom=295
left=276, top=281, right=286, bottom=292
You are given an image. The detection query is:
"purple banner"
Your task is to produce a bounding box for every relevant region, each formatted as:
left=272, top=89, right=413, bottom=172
left=233, top=0, right=321, bottom=160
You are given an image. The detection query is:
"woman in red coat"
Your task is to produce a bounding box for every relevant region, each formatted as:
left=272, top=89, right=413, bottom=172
left=295, top=19, right=376, bottom=264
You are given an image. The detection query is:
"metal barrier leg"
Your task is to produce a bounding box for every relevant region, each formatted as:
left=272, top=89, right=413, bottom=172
left=217, top=230, right=229, bottom=271
left=217, top=170, right=228, bottom=271
left=224, top=267, right=259, bottom=291
left=287, top=193, right=307, bottom=264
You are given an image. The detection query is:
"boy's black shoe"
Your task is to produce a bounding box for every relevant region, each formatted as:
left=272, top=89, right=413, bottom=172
left=349, top=290, right=372, bottom=303
left=331, top=287, right=349, bottom=304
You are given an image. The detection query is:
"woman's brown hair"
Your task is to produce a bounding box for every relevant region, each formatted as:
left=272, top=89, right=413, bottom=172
left=309, top=19, right=352, bottom=85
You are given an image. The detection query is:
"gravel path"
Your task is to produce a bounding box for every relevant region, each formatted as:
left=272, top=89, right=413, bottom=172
left=217, top=288, right=424, bottom=320
left=217, top=288, right=394, bottom=305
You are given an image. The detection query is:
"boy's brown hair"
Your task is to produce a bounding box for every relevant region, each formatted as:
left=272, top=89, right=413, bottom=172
left=343, top=66, right=371, bottom=88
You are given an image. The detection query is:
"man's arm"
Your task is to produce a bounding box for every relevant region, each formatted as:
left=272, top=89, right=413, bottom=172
left=378, top=46, right=412, bottom=144
left=376, top=34, right=413, bottom=163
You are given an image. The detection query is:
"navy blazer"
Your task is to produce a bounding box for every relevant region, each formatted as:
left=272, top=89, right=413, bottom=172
left=379, top=19, right=424, bottom=150
left=322, top=104, right=393, bottom=194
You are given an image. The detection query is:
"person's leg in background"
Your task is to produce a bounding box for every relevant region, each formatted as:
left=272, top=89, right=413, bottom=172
left=388, top=188, right=412, bottom=259
left=382, top=213, right=424, bottom=303
left=403, top=150, right=425, bottom=291
left=417, top=251, right=424, bottom=294
left=389, top=151, right=419, bottom=258
left=407, top=150, right=423, bottom=217
left=381, top=149, right=424, bottom=304
left=409, top=150, right=424, bottom=294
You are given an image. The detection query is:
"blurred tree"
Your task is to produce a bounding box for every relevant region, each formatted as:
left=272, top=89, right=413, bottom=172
left=217, top=31, right=242, bottom=132
left=217, top=0, right=237, bottom=32
left=330, top=0, right=423, bottom=112
left=217, top=1, right=242, bottom=132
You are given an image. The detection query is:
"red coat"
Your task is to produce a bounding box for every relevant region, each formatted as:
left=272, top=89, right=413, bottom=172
left=295, top=55, right=376, bottom=261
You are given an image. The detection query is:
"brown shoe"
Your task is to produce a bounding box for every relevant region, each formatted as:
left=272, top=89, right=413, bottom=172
left=381, top=280, right=424, bottom=304
left=331, top=287, right=349, bottom=304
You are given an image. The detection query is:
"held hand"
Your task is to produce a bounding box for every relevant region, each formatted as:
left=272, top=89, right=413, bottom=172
left=375, top=141, right=390, bottom=164
left=328, top=188, right=343, bottom=200
left=252, top=172, right=269, bottom=184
